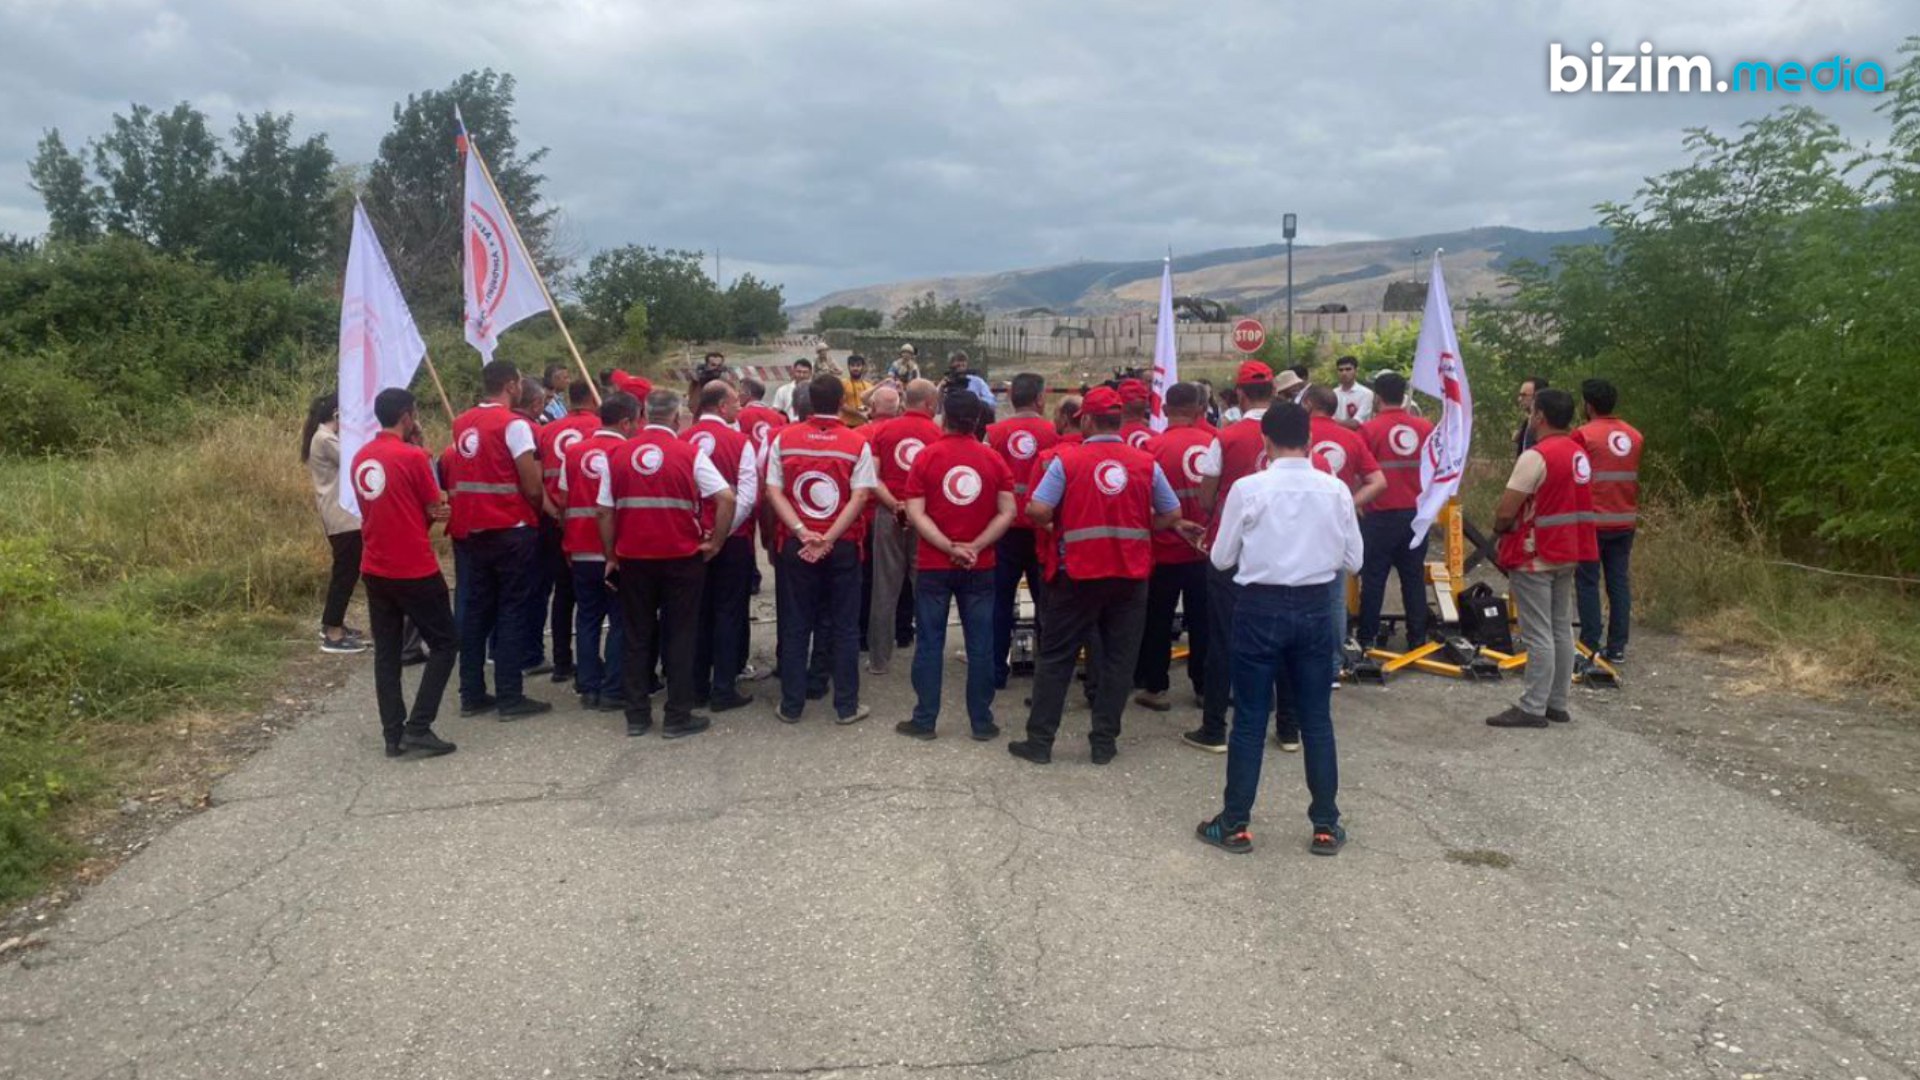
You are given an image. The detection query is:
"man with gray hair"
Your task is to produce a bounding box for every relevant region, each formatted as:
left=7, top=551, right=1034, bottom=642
left=868, top=384, right=903, bottom=422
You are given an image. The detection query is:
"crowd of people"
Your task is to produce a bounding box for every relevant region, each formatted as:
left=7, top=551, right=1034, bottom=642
left=304, top=346, right=1644, bottom=856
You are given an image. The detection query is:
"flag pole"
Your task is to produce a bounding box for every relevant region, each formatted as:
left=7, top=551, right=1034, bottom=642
left=420, top=349, right=457, bottom=423
left=466, top=140, right=601, bottom=406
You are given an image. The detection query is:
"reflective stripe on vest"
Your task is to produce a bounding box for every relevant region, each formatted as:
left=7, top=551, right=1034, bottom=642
left=1062, top=526, right=1152, bottom=543
left=1592, top=511, right=1638, bottom=527
left=1593, top=470, right=1638, bottom=482
left=564, top=507, right=600, bottom=520
left=778, top=447, right=860, bottom=463
left=542, top=467, right=563, bottom=477
left=1170, top=486, right=1202, bottom=499
left=454, top=481, right=521, bottom=495
left=1380, top=460, right=1421, bottom=471
left=1533, top=511, right=1591, bottom=527
left=615, top=496, right=697, bottom=511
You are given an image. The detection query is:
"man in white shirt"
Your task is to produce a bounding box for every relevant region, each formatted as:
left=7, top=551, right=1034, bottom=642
left=1332, top=355, right=1374, bottom=428
left=1196, top=401, right=1363, bottom=858
left=770, top=358, right=814, bottom=420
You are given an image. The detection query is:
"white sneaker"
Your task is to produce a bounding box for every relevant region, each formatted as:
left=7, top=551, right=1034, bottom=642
left=837, top=703, right=871, bottom=725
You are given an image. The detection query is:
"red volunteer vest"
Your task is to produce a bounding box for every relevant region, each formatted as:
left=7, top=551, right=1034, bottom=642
left=685, top=417, right=752, bottom=538
left=608, top=428, right=704, bottom=560
left=1144, top=425, right=1213, bottom=565
left=869, top=410, right=941, bottom=499
left=447, top=404, right=536, bottom=537
left=985, top=414, right=1058, bottom=531
left=1207, top=416, right=1269, bottom=543
left=1575, top=416, right=1643, bottom=531
left=1053, top=440, right=1155, bottom=582
left=737, top=403, right=786, bottom=451
left=1120, top=421, right=1154, bottom=451
left=537, top=409, right=599, bottom=507
left=1498, top=434, right=1600, bottom=570
left=561, top=429, right=625, bottom=558
left=773, top=416, right=868, bottom=543
left=1360, top=407, right=1434, bottom=513
left=1309, top=415, right=1374, bottom=491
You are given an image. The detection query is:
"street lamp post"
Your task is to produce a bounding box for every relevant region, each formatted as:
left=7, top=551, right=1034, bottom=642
left=1283, top=213, right=1297, bottom=369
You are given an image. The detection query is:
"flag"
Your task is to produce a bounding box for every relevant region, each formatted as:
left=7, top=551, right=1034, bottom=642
left=1149, top=254, right=1177, bottom=431
left=459, top=107, right=548, bottom=362
left=338, top=200, right=428, bottom=516
left=1410, top=251, right=1471, bottom=547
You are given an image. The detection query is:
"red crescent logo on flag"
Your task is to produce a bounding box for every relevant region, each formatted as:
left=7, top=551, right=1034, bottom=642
left=467, top=203, right=513, bottom=337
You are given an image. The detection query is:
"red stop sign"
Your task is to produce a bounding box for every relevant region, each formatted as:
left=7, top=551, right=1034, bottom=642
left=1232, top=318, right=1267, bottom=354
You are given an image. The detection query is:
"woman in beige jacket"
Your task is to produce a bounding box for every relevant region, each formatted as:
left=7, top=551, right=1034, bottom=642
left=303, top=393, right=368, bottom=654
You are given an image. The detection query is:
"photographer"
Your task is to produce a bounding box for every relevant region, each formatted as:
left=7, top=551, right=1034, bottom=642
left=946, top=350, right=996, bottom=409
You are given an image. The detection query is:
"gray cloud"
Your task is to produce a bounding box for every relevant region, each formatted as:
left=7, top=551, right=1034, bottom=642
left=0, top=0, right=1906, bottom=302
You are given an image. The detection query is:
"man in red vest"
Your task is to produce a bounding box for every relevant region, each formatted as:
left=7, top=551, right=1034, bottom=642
left=685, top=380, right=760, bottom=712
left=447, top=360, right=553, bottom=720
left=1303, top=384, right=1387, bottom=684
left=1010, top=386, right=1199, bottom=766
left=1132, top=382, right=1213, bottom=712
left=765, top=374, right=879, bottom=724
left=899, top=390, right=1017, bottom=740
left=1190, top=362, right=1304, bottom=753
left=1356, top=373, right=1436, bottom=650
left=558, top=390, right=638, bottom=712
left=1572, top=378, right=1641, bottom=664
left=864, top=379, right=941, bottom=675
left=536, top=379, right=601, bottom=687
left=984, top=373, right=1058, bottom=689
left=350, top=388, right=458, bottom=759
left=1487, top=387, right=1599, bottom=728
left=737, top=377, right=785, bottom=601
left=596, top=388, right=734, bottom=738
left=1118, top=377, right=1154, bottom=450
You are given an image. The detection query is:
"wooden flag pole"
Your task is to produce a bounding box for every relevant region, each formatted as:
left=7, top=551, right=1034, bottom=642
left=466, top=141, right=601, bottom=405
left=420, top=349, right=457, bottom=424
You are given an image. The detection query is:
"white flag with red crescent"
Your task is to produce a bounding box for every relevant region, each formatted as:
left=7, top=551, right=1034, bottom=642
left=460, top=110, right=549, bottom=362
left=337, top=200, right=427, bottom=516
left=1149, top=255, right=1177, bottom=432
left=1410, top=251, right=1471, bottom=547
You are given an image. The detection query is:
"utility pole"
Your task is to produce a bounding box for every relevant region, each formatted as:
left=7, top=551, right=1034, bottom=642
left=1283, top=213, right=1297, bottom=369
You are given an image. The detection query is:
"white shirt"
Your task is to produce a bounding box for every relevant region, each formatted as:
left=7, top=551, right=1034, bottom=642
left=477, top=401, right=537, bottom=458
left=1194, top=407, right=1267, bottom=478
left=1210, top=458, right=1364, bottom=586
left=595, top=425, right=730, bottom=507
left=1334, top=383, right=1375, bottom=424
left=770, top=381, right=807, bottom=421
left=764, top=441, right=879, bottom=491
left=689, top=418, right=760, bottom=525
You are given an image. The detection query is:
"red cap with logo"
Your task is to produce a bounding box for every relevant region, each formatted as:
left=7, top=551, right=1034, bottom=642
left=1235, top=361, right=1274, bottom=387
left=1080, top=386, right=1125, bottom=416
left=1116, top=378, right=1150, bottom=404
left=611, top=371, right=653, bottom=402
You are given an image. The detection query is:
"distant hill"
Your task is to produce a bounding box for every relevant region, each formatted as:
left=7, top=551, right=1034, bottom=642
left=790, top=225, right=1608, bottom=325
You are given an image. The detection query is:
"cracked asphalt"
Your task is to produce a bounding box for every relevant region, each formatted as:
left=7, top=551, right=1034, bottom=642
left=3, top=624, right=1917, bottom=1079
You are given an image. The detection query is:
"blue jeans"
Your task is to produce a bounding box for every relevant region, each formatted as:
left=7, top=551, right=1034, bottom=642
left=910, top=569, right=997, bottom=734
left=1358, top=508, right=1429, bottom=648
left=1330, top=570, right=1349, bottom=681
left=570, top=559, right=625, bottom=698
left=1223, top=582, right=1340, bottom=829
left=1576, top=529, right=1634, bottom=655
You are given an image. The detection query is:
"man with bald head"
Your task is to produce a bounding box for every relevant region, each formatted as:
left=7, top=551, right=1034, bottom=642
left=865, top=378, right=942, bottom=674
left=868, top=384, right=903, bottom=422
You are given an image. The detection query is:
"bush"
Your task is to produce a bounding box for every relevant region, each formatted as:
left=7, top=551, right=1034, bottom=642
left=0, top=351, right=103, bottom=454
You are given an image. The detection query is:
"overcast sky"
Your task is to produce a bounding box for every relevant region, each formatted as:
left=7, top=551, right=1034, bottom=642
left=0, top=0, right=1905, bottom=302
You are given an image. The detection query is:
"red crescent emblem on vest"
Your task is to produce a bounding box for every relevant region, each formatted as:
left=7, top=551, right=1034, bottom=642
left=1094, top=460, right=1128, bottom=496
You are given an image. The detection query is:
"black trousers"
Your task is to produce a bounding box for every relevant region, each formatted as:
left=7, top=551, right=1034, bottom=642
left=323, top=530, right=362, bottom=629
left=1024, top=574, right=1148, bottom=751
left=618, top=555, right=707, bottom=726
left=542, top=517, right=575, bottom=672
left=1201, top=564, right=1294, bottom=742
left=455, top=527, right=540, bottom=707
left=695, top=535, right=754, bottom=700
left=1134, top=559, right=1209, bottom=696
left=776, top=539, right=862, bottom=718
left=991, top=528, right=1047, bottom=687
left=364, top=573, right=459, bottom=744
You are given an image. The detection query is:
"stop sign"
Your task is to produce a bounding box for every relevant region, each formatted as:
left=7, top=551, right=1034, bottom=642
left=1231, top=318, right=1266, bottom=354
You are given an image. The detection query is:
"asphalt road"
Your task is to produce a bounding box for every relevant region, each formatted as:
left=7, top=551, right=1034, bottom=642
left=3, top=628, right=1917, bottom=1079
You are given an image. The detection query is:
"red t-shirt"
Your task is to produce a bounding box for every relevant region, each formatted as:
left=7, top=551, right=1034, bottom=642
left=1359, top=407, right=1434, bottom=513
left=904, top=432, right=1014, bottom=572
left=1309, top=415, right=1379, bottom=492
left=868, top=410, right=942, bottom=499
left=351, top=433, right=444, bottom=580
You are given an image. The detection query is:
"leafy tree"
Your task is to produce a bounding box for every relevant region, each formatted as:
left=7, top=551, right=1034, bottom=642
left=621, top=301, right=651, bottom=359
left=892, top=291, right=985, bottom=337
left=577, top=245, right=724, bottom=349
left=724, top=273, right=788, bottom=340
left=364, top=69, right=554, bottom=321
left=210, top=113, right=336, bottom=281
left=817, top=304, right=883, bottom=331
left=90, top=103, right=222, bottom=255
left=26, top=132, right=97, bottom=244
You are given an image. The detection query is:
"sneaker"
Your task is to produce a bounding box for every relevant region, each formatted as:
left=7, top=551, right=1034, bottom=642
left=1181, top=729, right=1227, bottom=753
left=459, top=695, right=498, bottom=718
left=1310, top=823, right=1348, bottom=856
left=894, top=720, right=936, bottom=740
left=497, top=697, right=553, bottom=720
left=1196, top=814, right=1253, bottom=854
left=661, top=716, right=712, bottom=739
left=1485, top=706, right=1549, bottom=729
left=865, top=662, right=889, bottom=676
left=1330, top=678, right=1342, bottom=691
left=1277, top=737, right=1302, bottom=753
left=400, top=730, right=457, bottom=757
left=320, top=636, right=367, bottom=655
left=1600, top=648, right=1626, bottom=664
left=1546, top=707, right=1573, bottom=724
left=626, top=717, right=653, bottom=737
left=708, top=691, right=755, bottom=713
left=1007, top=739, right=1051, bottom=765
left=1090, top=743, right=1116, bottom=766
left=778, top=708, right=803, bottom=724
left=1133, top=690, right=1171, bottom=712
left=836, top=704, right=871, bottom=726
left=970, top=723, right=1002, bottom=742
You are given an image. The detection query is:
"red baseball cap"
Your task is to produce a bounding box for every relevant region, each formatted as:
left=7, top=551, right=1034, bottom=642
left=1116, top=378, right=1150, bottom=404
left=611, top=371, right=653, bottom=401
left=1235, top=361, right=1274, bottom=387
left=1080, top=386, right=1125, bottom=416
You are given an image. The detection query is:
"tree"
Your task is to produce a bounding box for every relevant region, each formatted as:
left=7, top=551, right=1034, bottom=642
left=364, top=70, right=554, bottom=321
left=725, top=273, right=788, bottom=340
left=89, top=103, right=222, bottom=255
left=26, top=131, right=98, bottom=244
left=210, top=113, right=336, bottom=281
left=577, top=245, right=725, bottom=349
left=817, top=304, right=883, bottom=331
left=892, top=291, right=985, bottom=337
left=621, top=301, right=651, bottom=358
